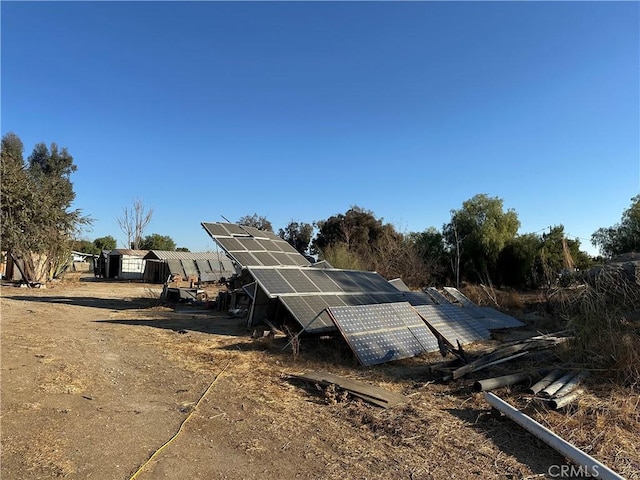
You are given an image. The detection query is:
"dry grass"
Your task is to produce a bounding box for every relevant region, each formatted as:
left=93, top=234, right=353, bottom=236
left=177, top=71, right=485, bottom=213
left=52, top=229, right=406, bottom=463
left=551, top=268, right=640, bottom=387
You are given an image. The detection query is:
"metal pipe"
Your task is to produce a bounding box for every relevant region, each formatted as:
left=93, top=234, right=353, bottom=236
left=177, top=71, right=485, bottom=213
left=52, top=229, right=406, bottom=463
left=526, top=369, right=563, bottom=394
left=473, top=372, right=533, bottom=392
left=549, top=390, right=584, bottom=410
left=553, top=371, right=589, bottom=399
left=540, top=372, right=575, bottom=397
left=484, top=392, right=624, bottom=480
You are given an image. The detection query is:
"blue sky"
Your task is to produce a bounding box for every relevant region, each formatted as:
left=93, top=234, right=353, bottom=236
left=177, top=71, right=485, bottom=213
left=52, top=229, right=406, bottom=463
left=2, top=1, right=638, bottom=255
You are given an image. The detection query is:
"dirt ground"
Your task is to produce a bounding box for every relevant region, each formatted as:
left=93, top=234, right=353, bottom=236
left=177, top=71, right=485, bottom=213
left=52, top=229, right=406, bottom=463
left=1, top=275, right=638, bottom=479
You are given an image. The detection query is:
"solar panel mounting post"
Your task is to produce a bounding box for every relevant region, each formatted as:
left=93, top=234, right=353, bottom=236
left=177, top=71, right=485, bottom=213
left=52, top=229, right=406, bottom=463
left=280, top=309, right=328, bottom=352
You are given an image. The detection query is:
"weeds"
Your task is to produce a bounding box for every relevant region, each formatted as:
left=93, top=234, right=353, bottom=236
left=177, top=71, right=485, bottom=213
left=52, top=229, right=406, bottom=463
left=555, top=266, right=640, bottom=387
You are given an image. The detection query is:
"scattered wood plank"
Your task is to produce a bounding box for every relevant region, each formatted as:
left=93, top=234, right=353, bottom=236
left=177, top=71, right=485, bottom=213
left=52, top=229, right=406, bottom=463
left=289, top=371, right=408, bottom=408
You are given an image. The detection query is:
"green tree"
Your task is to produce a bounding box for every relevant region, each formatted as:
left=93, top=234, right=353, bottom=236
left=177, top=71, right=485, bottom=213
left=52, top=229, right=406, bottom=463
left=497, top=233, right=542, bottom=289
left=444, top=194, right=520, bottom=283
left=72, top=239, right=100, bottom=255
left=407, top=227, right=448, bottom=285
left=93, top=235, right=117, bottom=251
left=278, top=221, right=313, bottom=254
left=237, top=213, right=273, bottom=232
left=139, top=233, right=176, bottom=251
left=1, top=133, right=91, bottom=282
left=176, top=247, right=190, bottom=252
left=591, top=195, right=640, bottom=257
left=312, top=206, right=387, bottom=258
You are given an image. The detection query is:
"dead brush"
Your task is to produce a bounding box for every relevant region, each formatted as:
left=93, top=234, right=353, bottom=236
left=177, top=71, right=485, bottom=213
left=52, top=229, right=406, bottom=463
left=543, top=388, right=640, bottom=479
left=557, top=267, right=640, bottom=387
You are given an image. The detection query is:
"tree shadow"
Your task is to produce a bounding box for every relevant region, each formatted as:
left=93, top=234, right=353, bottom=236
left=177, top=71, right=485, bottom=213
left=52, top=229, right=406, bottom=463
left=95, top=313, right=248, bottom=337
left=3, top=295, right=157, bottom=311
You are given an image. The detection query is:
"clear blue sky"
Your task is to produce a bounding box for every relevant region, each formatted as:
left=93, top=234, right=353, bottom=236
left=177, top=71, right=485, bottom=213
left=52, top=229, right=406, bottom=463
left=2, top=1, right=638, bottom=255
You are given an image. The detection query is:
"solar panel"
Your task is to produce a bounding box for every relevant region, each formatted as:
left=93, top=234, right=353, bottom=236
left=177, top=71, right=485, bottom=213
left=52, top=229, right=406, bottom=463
left=328, top=302, right=440, bottom=366
left=477, top=307, right=526, bottom=329
left=279, top=296, right=335, bottom=332
left=216, top=237, right=247, bottom=252
left=278, top=269, right=321, bottom=293
left=402, top=291, right=435, bottom=306
left=223, top=223, right=248, bottom=235
left=290, top=254, right=312, bottom=266
left=201, top=222, right=231, bottom=236
left=201, top=222, right=312, bottom=268
left=239, top=238, right=266, bottom=251
left=257, top=239, right=283, bottom=252
left=413, top=305, right=484, bottom=346
left=251, top=251, right=281, bottom=266
left=438, top=304, right=492, bottom=340
left=389, top=278, right=411, bottom=292
left=425, top=287, right=451, bottom=304
left=229, top=251, right=259, bottom=267
left=304, top=269, right=341, bottom=292
left=250, top=269, right=295, bottom=296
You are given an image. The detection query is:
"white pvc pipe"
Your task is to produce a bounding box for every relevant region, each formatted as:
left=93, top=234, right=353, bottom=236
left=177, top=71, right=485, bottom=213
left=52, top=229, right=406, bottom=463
left=484, top=392, right=624, bottom=480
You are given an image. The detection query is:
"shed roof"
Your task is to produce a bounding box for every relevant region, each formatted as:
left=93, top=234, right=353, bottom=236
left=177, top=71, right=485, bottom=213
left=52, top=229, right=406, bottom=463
left=108, top=249, right=149, bottom=257
left=143, top=250, right=229, bottom=261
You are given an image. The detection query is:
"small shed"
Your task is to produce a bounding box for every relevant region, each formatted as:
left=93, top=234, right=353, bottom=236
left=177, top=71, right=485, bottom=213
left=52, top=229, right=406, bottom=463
left=106, top=249, right=148, bottom=280
left=142, top=250, right=236, bottom=284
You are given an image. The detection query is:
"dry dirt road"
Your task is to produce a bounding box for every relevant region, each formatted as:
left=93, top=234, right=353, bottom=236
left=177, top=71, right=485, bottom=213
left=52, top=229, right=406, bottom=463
left=0, top=276, right=620, bottom=479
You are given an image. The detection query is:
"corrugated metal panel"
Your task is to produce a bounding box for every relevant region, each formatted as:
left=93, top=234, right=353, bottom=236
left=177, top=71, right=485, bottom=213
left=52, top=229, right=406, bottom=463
left=109, top=249, right=148, bottom=257
left=144, top=250, right=230, bottom=261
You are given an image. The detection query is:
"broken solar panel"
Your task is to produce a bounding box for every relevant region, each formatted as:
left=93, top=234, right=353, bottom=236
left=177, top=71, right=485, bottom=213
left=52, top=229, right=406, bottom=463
left=201, top=222, right=311, bottom=268
left=413, top=304, right=490, bottom=347
left=328, top=302, right=440, bottom=366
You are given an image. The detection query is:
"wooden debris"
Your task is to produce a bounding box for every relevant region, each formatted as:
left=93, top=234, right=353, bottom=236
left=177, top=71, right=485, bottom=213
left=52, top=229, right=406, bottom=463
left=451, top=335, right=570, bottom=380
left=289, top=371, right=408, bottom=408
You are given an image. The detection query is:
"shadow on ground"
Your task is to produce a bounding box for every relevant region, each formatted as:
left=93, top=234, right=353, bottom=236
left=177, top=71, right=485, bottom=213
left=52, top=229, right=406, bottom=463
left=4, top=295, right=160, bottom=311
left=95, top=314, right=248, bottom=336
left=446, top=406, right=566, bottom=476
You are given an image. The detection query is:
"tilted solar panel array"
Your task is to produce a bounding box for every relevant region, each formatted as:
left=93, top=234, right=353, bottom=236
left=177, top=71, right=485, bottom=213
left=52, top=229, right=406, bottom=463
left=328, top=302, right=440, bottom=366
left=201, top=222, right=311, bottom=268
left=247, top=266, right=401, bottom=297
left=249, top=267, right=437, bottom=333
